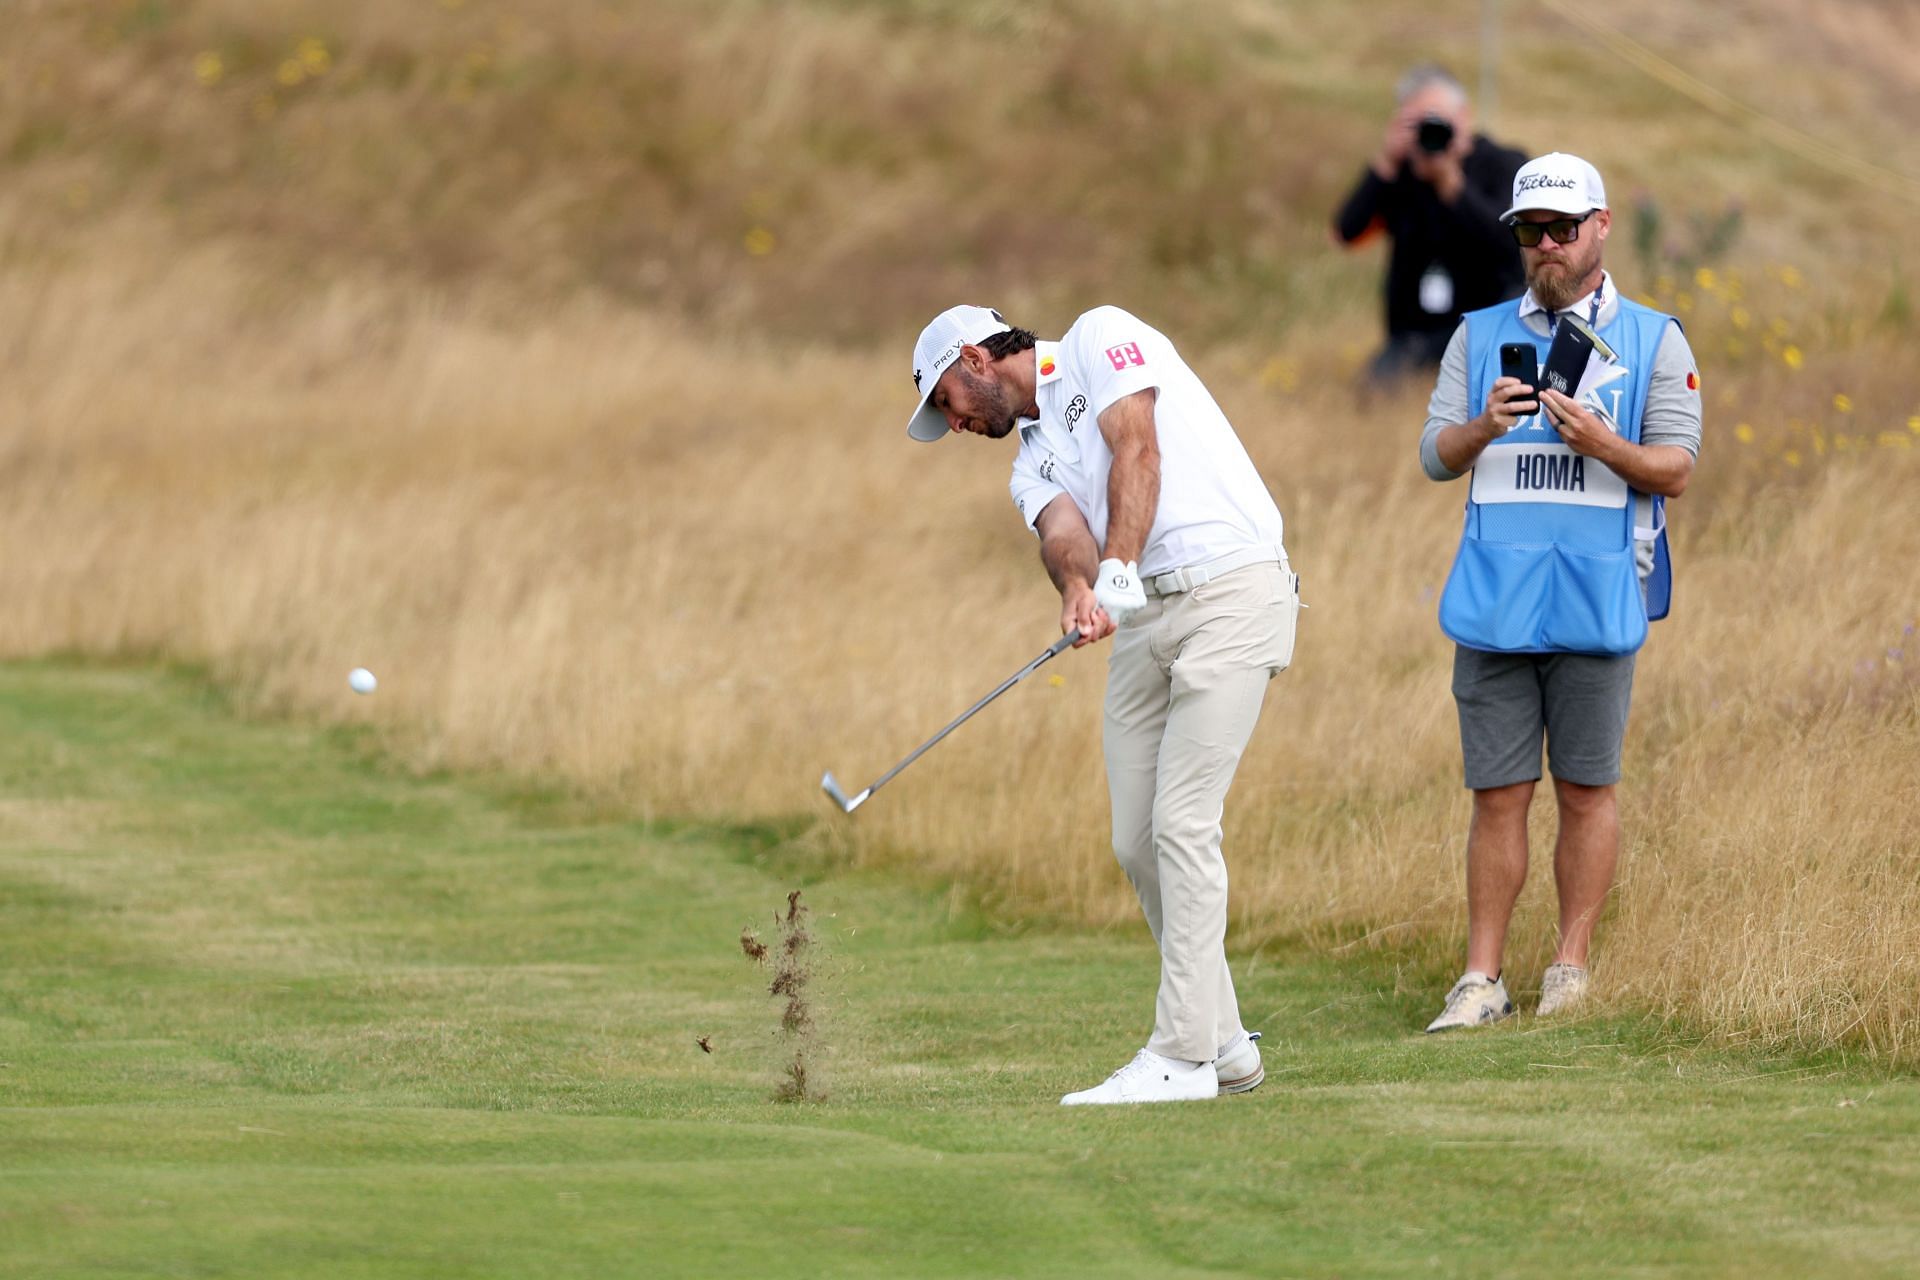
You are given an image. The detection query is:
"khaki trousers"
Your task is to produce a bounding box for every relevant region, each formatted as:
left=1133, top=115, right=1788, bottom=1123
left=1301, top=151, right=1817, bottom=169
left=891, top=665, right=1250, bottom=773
left=1104, top=560, right=1297, bottom=1063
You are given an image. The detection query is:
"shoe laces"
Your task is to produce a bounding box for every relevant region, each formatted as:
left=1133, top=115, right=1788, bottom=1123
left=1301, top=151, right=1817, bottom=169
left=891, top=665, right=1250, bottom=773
left=1441, top=976, right=1494, bottom=1015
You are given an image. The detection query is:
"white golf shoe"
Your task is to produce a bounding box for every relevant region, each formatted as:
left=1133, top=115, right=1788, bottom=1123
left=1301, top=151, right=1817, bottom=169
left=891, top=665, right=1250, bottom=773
left=1424, top=971, right=1514, bottom=1033
left=1214, top=1030, right=1264, bottom=1095
left=1060, top=1049, right=1219, bottom=1106
left=1536, top=962, right=1590, bottom=1016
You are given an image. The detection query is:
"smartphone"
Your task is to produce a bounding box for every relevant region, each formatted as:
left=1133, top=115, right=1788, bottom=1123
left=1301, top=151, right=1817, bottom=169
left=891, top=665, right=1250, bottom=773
left=1498, top=342, right=1539, bottom=403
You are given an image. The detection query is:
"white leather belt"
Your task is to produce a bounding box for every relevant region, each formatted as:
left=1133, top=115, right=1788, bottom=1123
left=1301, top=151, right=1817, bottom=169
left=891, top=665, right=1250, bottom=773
left=1145, top=544, right=1286, bottom=596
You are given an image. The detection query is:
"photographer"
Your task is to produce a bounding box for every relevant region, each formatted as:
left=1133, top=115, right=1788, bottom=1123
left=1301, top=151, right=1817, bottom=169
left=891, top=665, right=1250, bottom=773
left=1334, top=66, right=1527, bottom=386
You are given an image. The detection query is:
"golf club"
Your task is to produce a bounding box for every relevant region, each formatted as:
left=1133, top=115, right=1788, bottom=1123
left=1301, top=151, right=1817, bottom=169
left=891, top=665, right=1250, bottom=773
left=820, top=628, right=1081, bottom=814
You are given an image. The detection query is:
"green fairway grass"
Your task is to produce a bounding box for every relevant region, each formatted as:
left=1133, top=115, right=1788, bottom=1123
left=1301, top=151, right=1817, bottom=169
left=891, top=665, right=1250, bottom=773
left=2, top=663, right=1916, bottom=1279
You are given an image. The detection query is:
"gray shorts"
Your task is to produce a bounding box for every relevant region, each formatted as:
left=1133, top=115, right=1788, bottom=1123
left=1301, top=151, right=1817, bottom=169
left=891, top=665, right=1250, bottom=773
left=1451, top=645, right=1637, bottom=790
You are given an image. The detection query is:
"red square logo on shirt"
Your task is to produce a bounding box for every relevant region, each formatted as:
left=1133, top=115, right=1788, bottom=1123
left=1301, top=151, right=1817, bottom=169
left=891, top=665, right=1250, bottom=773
left=1105, top=342, right=1145, bottom=371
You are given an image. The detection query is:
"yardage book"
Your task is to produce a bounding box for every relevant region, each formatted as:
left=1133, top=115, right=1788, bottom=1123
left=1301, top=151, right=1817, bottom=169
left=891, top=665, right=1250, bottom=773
left=1541, top=312, right=1628, bottom=409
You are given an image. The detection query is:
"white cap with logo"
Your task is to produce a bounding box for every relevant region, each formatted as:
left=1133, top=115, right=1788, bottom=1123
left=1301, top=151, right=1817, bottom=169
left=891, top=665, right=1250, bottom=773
left=905, top=304, right=1012, bottom=442
left=1501, top=152, right=1608, bottom=224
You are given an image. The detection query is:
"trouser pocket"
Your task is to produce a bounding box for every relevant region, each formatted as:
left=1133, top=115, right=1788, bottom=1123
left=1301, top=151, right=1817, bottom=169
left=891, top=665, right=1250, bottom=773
left=1270, top=573, right=1300, bottom=676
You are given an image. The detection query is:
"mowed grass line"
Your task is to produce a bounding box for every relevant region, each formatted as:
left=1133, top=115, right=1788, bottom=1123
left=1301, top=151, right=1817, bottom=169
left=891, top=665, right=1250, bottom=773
left=1, top=664, right=1916, bottom=1279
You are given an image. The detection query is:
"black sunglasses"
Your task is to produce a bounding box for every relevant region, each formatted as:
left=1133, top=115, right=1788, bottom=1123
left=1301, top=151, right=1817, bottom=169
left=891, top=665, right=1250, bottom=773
left=1510, top=211, right=1595, bottom=247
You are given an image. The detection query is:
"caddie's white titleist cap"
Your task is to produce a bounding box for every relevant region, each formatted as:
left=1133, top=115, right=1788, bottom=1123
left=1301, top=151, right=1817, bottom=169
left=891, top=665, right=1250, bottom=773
left=1501, top=152, right=1608, bottom=224
left=905, top=304, right=1011, bottom=442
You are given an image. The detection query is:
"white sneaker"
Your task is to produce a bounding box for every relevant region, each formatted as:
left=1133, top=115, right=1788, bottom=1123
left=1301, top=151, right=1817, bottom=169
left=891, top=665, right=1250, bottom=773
left=1214, top=1030, right=1264, bottom=1095
left=1537, top=962, right=1590, bottom=1016
left=1424, top=972, right=1514, bottom=1034
left=1060, top=1049, right=1220, bottom=1106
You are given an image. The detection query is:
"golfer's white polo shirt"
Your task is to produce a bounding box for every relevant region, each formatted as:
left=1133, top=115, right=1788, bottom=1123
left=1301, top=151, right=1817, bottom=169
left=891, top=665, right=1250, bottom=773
left=1008, top=306, right=1285, bottom=579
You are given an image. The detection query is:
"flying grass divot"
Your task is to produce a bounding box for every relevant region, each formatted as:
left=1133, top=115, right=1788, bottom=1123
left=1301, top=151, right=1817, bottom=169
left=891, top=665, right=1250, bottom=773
left=739, top=890, right=824, bottom=1102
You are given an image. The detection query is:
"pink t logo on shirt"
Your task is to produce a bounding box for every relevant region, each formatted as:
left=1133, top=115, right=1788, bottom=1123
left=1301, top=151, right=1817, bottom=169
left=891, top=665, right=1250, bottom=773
left=1105, top=342, right=1145, bottom=371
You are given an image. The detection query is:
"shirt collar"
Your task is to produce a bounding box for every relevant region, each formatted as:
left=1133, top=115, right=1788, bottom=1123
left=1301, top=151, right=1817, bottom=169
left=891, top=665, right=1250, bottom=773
left=1034, top=340, right=1065, bottom=387
left=1517, top=270, right=1613, bottom=323
left=1016, top=342, right=1066, bottom=432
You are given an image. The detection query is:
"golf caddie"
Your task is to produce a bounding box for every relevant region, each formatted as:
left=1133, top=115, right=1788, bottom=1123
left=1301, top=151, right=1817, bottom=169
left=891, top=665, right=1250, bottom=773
left=905, top=304, right=1299, bottom=1104
left=1419, top=153, right=1702, bottom=1031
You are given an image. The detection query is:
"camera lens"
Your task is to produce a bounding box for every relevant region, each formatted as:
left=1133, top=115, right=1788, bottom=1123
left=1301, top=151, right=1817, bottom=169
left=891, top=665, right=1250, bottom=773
left=1417, top=116, right=1455, bottom=154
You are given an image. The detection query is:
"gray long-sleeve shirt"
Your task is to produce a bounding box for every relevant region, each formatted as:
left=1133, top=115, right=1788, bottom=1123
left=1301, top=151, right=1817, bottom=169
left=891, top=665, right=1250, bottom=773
left=1419, top=274, right=1702, bottom=576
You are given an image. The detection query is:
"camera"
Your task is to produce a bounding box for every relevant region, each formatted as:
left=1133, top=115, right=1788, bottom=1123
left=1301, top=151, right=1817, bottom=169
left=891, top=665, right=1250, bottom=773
left=1416, top=115, right=1455, bottom=154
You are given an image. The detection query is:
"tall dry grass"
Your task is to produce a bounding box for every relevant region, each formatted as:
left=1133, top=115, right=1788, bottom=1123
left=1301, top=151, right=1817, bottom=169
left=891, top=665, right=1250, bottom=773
left=3, top=0, right=1917, bottom=1062
left=2, top=221, right=1915, bottom=1063
left=17, top=0, right=1919, bottom=344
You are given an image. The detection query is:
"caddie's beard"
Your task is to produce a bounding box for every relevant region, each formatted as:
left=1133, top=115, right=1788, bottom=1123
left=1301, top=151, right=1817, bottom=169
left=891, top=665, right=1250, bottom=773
left=956, top=364, right=1020, bottom=439
left=1526, top=239, right=1605, bottom=312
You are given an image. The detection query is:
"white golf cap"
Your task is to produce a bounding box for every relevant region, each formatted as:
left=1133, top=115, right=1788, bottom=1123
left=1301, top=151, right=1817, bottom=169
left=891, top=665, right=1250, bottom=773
left=1501, top=152, right=1608, bottom=224
left=905, top=304, right=1011, bottom=442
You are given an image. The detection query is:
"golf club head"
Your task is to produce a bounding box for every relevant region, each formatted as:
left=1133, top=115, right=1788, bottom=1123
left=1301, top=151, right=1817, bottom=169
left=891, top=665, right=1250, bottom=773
left=819, top=771, right=871, bottom=814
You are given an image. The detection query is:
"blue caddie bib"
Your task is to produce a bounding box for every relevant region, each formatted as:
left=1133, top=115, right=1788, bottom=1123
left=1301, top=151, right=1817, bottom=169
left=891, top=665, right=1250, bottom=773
left=1437, top=297, right=1677, bottom=655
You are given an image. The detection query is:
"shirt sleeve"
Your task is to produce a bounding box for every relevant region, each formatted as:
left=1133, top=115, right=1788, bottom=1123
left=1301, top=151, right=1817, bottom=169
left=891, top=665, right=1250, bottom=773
left=1009, top=443, right=1066, bottom=536
left=1641, top=322, right=1703, bottom=458
left=1334, top=165, right=1393, bottom=244
left=1420, top=321, right=1473, bottom=481
left=1073, top=308, right=1164, bottom=419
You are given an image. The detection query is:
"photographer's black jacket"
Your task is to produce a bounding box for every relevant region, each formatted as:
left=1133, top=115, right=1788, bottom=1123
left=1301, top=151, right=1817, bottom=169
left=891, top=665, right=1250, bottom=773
left=1334, top=134, right=1529, bottom=341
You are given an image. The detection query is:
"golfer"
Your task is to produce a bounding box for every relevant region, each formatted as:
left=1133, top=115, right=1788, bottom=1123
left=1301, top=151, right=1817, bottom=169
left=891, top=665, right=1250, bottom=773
left=905, top=304, right=1298, bottom=1104
left=1419, top=153, right=1702, bottom=1030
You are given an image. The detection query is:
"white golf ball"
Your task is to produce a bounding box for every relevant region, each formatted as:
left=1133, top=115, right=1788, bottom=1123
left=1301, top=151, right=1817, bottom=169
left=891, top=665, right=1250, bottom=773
left=348, top=667, right=378, bottom=695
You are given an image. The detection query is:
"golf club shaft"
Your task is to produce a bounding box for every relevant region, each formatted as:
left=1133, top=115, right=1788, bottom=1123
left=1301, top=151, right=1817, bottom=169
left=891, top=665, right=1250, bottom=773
left=862, top=628, right=1080, bottom=799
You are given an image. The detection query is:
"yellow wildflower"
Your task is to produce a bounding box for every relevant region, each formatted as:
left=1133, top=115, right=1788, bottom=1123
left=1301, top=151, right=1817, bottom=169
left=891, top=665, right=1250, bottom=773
left=1782, top=345, right=1804, bottom=370
left=1731, top=306, right=1751, bottom=330
left=1783, top=449, right=1802, bottom=467
left=1833, top=394, right=1852, bottom=413
left=1259, top=357, right=1300, bottom=393
left=1734, top=423, right=1755, bottom=444
left=743, top=227, right=776, bottom=256
left=193, top=51, right=223, bottom=87
left=276, top=59, right=305, bottom=87
left=1048, top=674, right=1066, bottom=688
left=1694, top=267, right=1718, bottom=292
left=297, top=39, right=331, bottom=75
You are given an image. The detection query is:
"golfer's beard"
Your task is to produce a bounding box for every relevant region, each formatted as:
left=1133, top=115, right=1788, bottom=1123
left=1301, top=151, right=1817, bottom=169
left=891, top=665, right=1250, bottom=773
left=1527, top=245, right=1602, bottom=312
left=959, top=368, right=1019, bottom=438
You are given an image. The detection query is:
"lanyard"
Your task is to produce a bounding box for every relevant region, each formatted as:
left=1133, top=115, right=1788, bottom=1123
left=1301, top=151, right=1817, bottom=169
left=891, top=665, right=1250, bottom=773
left=1547, top=288, right=1604, bottom=337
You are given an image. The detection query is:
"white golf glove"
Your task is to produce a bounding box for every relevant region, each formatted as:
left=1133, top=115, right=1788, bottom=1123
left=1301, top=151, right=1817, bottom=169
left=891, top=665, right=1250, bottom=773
left=1094, top=558, right=1148, bottom=628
